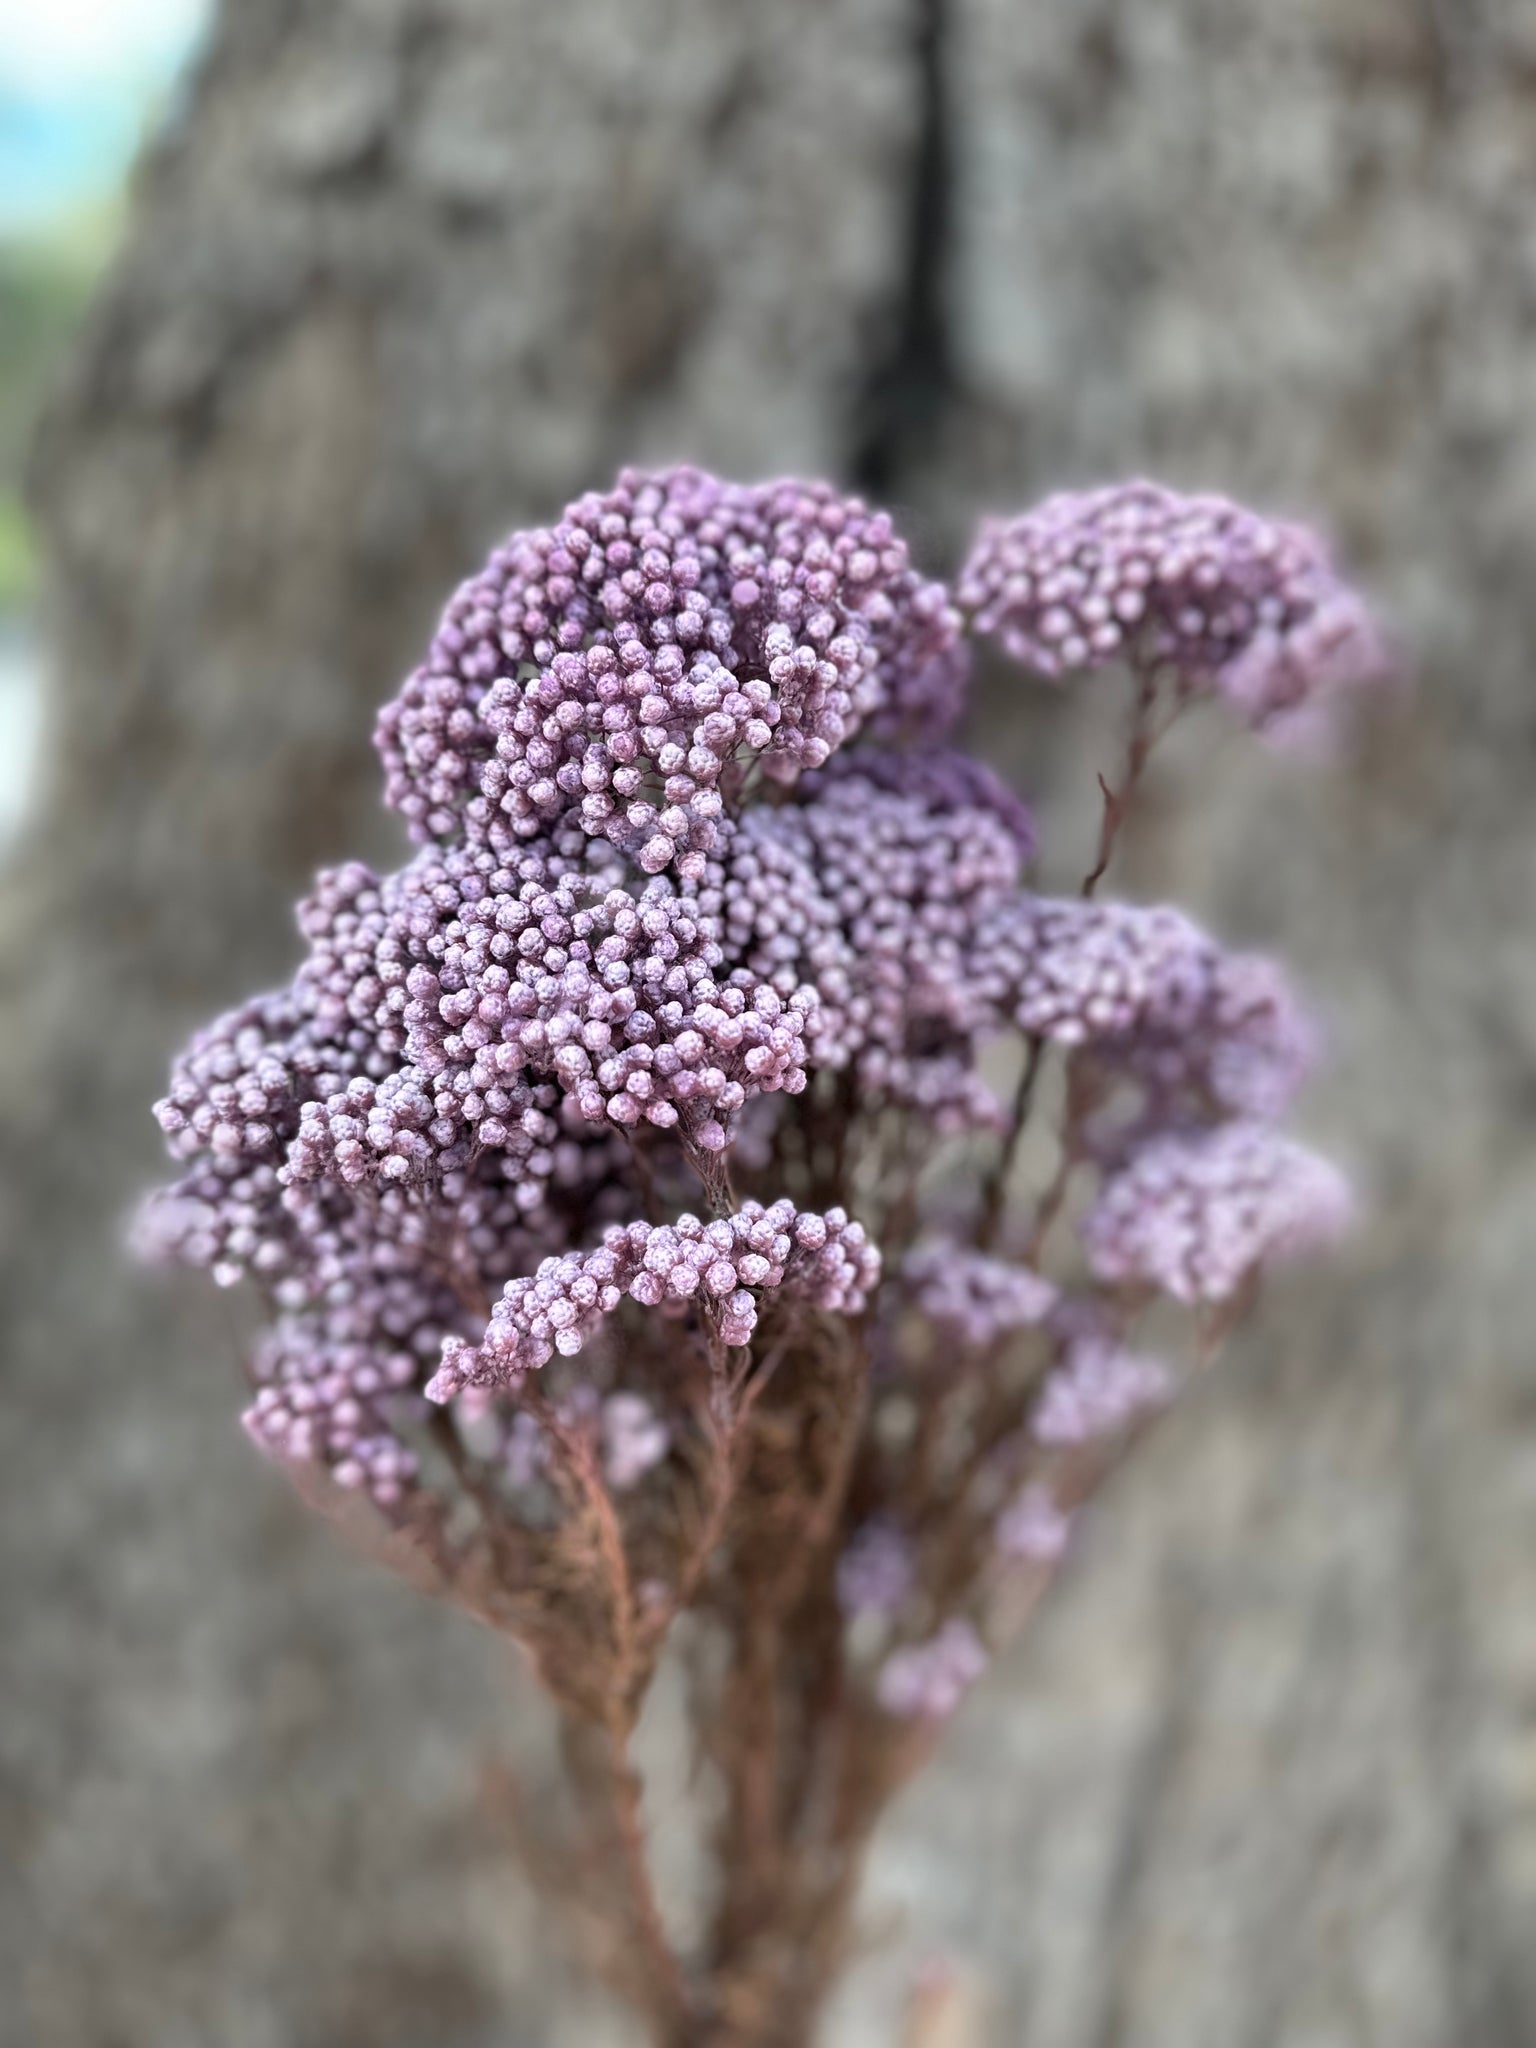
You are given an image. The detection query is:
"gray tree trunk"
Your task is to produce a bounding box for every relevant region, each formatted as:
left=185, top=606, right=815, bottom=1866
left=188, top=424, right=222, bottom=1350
left=6, top=3, right=1535, bottom=2044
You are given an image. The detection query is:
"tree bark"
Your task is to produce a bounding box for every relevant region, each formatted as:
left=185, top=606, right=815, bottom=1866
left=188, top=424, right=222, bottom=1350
left=6, top=2, right=1536, bottom=2044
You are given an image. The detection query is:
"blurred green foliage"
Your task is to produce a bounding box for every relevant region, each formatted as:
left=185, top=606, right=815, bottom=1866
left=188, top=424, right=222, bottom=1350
left=0, top=209, right=116, bottom=613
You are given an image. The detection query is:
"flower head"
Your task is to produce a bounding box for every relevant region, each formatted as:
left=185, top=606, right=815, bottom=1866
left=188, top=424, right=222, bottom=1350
left=903, top=1240, right=1057, bottom=1348
left=959, top=480, right=1385, bottom=739
left=877, top=1621, right=989, bottom=1719
left=425, top=1200, right=880, bottom=1402
left=837, top=1520, right=915, bottom=1620
left=977, top=895, right=1316, bottom=1128
left=378, top=468, right=966, bottom=870
left=1032, top=1334, right=1172, bottom=1445
left=996, top=1485, right=1074, bottom=1564
left=1083, top=1123, right=1352, bottom=1304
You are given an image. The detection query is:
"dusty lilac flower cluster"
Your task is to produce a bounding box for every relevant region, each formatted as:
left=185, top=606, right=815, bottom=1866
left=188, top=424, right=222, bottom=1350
left=376, top=466, right=964, bottom=872
left=1031, top=1333, right=1172, bottom=1446
left=701, top=762, right=1020, bottom=1128
left=143, top=468, right=1375, bottom=2042
left=996, top=1484, right=1073, bottom=1564
left=877, top=1620, right=989, bottom=1720
left=837, top=1520, right=916, bottom=1620
left=282, top=844, right=812, bottom=1179
left=903, top=1239, right=1057, bottom=1347
left=427, top=1200, right=878, bottom=1401
left=976, top=896, right=1315, bottom=1120
left=1084, top=1122, right=1352, bottom=1305
left=958, top=478, right=1385, bottom=740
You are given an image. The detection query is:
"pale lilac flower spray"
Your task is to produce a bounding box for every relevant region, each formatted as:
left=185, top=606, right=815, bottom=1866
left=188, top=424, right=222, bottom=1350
left=142, top=468, right=1378, bottom=2046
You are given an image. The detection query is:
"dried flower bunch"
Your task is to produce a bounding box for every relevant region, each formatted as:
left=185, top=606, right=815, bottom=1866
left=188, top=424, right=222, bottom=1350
left=142, top=469, right=1379, bottom=2047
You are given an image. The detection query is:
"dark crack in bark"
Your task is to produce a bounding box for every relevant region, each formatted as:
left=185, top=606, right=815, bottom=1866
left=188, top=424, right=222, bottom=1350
left=851, top=0, right=952, bottom=495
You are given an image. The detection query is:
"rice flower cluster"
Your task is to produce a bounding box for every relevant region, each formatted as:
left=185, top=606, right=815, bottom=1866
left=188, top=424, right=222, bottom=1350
left=426, top=1201, right=879, bottom=1401
left=144, top=466, right=1367, bottom=1533
left=958, top=479, right=1385, bottom=739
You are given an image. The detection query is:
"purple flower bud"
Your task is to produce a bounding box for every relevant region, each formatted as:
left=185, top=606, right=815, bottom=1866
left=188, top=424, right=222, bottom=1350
left=602, top=1392, right=670, bottom=1490
left=1032, top=1336, right=1172, bottom=1446
left=837, top=1520, right=915, bottom=1619
left=996, top=1485, right=1073, bottom=1563
left=903, top=1240, right=1057, bottom=1347
left=877, top=1621, right=988, bottom=1720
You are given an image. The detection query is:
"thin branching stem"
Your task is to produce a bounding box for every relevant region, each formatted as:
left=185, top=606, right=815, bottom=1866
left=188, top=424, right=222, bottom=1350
left=1081, top=668, right=1163, bottom=898
left=977, top=1034, right=1047, bottom=1251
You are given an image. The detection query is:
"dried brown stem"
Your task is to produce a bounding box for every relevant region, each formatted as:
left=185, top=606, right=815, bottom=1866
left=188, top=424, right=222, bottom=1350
left=641, top=1401, right=738, bottom=1653
left=560, top=1711, right=692, bottom=2040
left=532, top=1388, right=643, bottom=1710
left=627, top=1131, right=664, bottom=1222
left=977, top=1033, right=1046, bottom=1251
left=1024, top=1057, right=1094, bottom=1264
left=692, top=1144, right=740, bottom=1219
left=1081, top=669, right=1161, bottom=897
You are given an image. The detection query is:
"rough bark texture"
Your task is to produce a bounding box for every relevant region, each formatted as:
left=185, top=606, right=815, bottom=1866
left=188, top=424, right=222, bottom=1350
left=6, top=2, right=1535, bottom=2044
